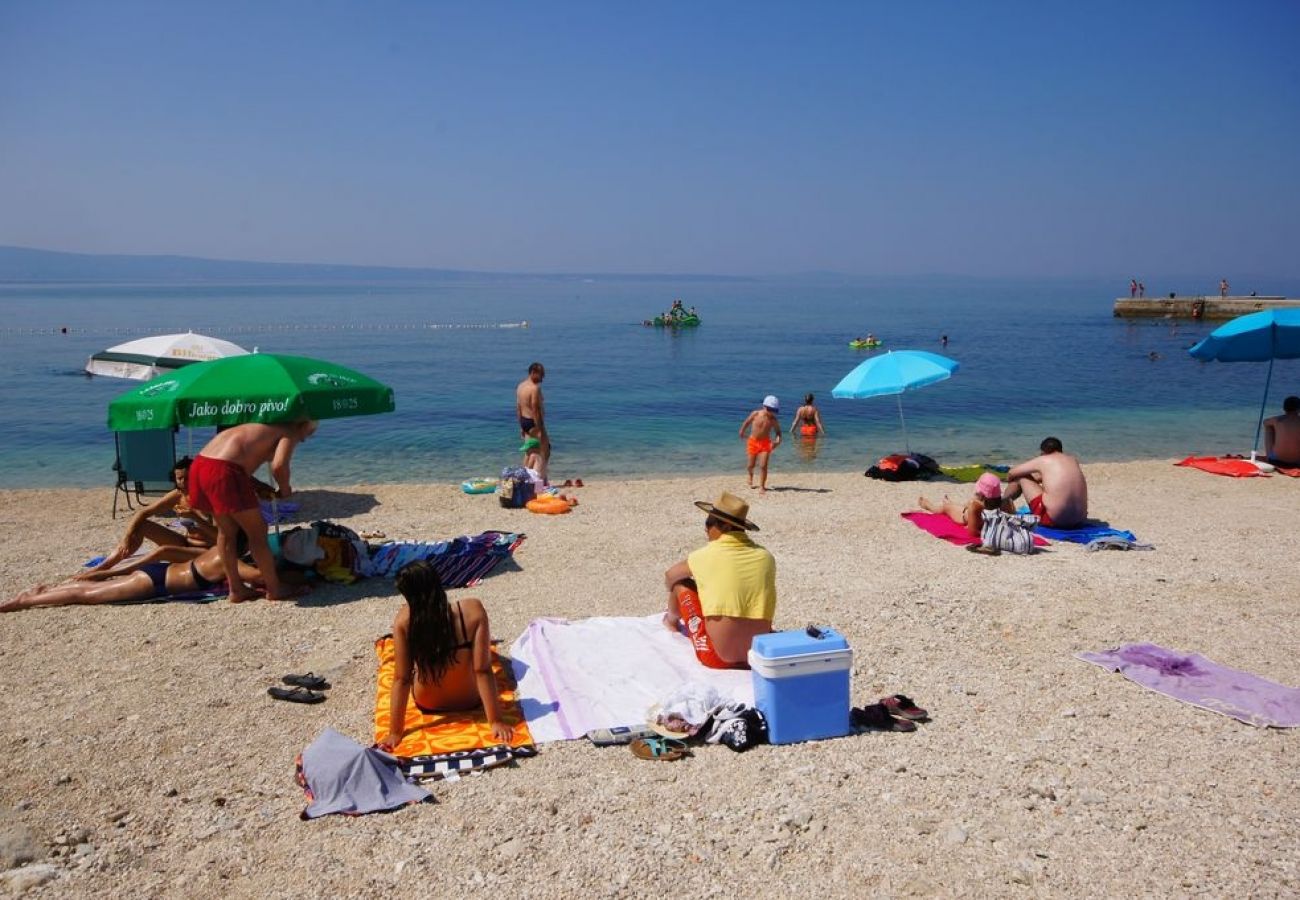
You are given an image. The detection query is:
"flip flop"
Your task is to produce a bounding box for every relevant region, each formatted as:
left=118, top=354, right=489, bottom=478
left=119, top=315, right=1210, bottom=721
left=267, top=685, right=326, bottom=704
left=850, top=703, right=916, bottom=732
left=630, top=736, right=689, bottom=761
left=880, top=694, right=929, bottom=721
left=282, top=673, right=330, bottom=690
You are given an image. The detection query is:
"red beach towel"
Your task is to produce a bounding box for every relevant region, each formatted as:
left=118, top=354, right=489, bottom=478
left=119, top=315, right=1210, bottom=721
left=1174, top=456, right=1269, bottom=478
left=900, top=511, right=1049, bottom=547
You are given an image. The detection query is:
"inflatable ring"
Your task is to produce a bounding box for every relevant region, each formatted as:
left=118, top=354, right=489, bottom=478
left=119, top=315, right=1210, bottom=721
left=526, top=496, right=572, bottom=515
left=461, top=477, right=498, bottom=494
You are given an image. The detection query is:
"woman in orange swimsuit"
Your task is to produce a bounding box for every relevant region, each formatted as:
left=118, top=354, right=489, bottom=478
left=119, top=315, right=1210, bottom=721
left=377, top=561, right=514, bottom=749
left=789, top=393, right=826, bottom=439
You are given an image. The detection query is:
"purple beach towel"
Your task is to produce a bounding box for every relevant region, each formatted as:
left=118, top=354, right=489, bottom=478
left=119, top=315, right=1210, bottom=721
left=1078, top=643, right=1300, bottom=728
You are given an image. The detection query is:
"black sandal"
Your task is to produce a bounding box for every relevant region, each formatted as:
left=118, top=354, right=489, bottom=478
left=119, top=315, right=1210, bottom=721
left=267, top=685, right=326, bottom=704
left=851, top=703, right=916, bottom=732
left=282, top=673, right=330, bottom=690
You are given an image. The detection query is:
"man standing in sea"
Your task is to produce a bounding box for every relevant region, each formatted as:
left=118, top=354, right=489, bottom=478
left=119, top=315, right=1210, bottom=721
left=516, top=362, right=550, bottom=484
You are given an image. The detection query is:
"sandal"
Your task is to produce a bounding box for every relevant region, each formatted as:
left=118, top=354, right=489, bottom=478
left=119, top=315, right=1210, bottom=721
left=850, top=703, right=916, bottom=732
left=630, top=736, right=690, bottom=761
left=267, top=685, right=326, bottom=704
left=282, top=673, right=330, bottom=690
left=965, top=543, right=1000, bottom=556
left=880, top=694, right=928, bottom=721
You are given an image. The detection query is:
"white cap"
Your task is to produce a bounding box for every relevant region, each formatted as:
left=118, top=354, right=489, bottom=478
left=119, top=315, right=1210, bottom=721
left=763, top=394, right=779, bottom=412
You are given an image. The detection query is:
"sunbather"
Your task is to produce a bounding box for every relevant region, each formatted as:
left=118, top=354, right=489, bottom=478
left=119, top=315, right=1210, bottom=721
left=1002, top=437, right=1088, bottom=528
left=918, top=472, right=1013, bottom=537
left=377, top=561, right=514, bottom=750
left=1263, top=396, right=1300, bottom=466
left=89, top=456, right=217, bottom=574
left=663, top=492, right=776, bottom=669
left=1, top=544, right=265, bottom=612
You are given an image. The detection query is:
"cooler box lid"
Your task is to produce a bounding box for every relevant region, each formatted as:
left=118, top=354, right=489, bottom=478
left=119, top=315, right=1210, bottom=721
left=751, top=626, right=849, bottom=660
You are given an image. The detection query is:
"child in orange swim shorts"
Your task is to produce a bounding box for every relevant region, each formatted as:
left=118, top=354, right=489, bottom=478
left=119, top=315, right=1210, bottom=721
left=739, top=395, right=782, bottom=493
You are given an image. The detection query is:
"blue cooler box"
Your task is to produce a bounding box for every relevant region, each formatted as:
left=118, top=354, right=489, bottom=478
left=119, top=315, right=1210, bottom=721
left=748, top=627, right=853, bottom=744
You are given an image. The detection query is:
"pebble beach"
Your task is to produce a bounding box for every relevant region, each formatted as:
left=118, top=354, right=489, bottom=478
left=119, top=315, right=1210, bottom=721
left=0, top=460, right=1297, bottom=897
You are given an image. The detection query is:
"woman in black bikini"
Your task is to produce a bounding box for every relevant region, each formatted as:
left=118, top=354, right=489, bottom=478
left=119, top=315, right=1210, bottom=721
left=377, top=561, right=514, bottom=749
left=0, top=544, right=263, bottom=612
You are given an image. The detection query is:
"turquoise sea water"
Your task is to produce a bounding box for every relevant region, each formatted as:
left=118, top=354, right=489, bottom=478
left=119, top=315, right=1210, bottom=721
left=1, top=277, right=1297, bottom=489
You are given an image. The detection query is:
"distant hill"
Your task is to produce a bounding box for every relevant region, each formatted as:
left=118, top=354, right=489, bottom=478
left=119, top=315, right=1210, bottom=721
left=0, top=245, right=747, bottom=283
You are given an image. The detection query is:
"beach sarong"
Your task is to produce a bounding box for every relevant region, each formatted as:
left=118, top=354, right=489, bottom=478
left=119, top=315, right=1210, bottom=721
left=1175, top=456, right=1269, bottom=477
left=1077, top=643, right=1300, bottom=728
left=373, top=636, right=533, bottom=758
left=509, top=614, right=754, bottom=743
left=900, top=511, right=1048, bottom=547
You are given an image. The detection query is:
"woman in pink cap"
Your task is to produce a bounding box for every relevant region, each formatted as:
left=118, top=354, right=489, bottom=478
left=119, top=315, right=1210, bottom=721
left=918, top=472, right=1013, bottom=537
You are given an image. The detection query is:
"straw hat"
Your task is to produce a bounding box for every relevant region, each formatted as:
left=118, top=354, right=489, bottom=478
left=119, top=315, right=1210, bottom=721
left=694, top=491, right=759, bottom=531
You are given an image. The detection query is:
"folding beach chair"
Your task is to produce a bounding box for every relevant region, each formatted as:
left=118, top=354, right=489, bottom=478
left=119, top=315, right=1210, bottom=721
left=112, top=428, right=178, bottom=518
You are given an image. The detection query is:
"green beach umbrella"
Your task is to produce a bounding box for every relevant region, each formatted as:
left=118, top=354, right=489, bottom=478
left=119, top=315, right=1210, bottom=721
left=108, top=353, right=395, bottom=432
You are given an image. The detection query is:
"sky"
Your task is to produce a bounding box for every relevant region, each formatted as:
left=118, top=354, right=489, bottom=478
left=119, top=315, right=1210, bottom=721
left=1, top=1, right=1298, bottom=277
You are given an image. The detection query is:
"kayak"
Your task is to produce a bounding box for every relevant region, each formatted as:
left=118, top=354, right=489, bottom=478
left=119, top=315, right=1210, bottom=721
left=461, top=477, right=498, bottom=494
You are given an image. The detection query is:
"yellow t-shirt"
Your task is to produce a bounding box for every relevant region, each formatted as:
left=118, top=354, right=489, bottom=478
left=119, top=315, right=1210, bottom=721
left=687, top=532, right=777, bottom=620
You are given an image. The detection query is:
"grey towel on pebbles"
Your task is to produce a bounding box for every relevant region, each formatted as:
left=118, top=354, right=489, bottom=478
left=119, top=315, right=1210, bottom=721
left=299, top=728, right=430, bottom=819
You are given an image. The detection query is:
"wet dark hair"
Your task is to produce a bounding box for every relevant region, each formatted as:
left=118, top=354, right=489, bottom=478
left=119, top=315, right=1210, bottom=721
left=1041, top=436, right=1063, bottom=454
left=528, top=362, right=544, bottom=375
left=1285, top=396, right=1299, bottom=413
left=804, top=393, right=814, bottom=405
left=394, top=561, right=459, bottom=683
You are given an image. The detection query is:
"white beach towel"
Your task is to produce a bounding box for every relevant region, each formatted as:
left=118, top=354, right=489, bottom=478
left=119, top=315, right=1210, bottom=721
left=510, top=614, right=754, bottom=743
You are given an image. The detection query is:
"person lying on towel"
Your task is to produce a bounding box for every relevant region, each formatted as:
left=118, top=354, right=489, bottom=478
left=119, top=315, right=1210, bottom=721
left=1, top=542, right=267, bottom=612
left=662, top=491, right=776, bottom=669
left=88, top=456, right=218, bottom=575
left=377, top=561, right=515, bottom=750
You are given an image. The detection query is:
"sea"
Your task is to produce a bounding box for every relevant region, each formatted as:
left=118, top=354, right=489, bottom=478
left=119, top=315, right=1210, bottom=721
left=1, top=277, right=1297, bottom=490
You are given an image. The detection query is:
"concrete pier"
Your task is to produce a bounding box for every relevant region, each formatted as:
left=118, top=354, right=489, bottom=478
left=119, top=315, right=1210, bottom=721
left=1113, top=296, right=1300, bottom=320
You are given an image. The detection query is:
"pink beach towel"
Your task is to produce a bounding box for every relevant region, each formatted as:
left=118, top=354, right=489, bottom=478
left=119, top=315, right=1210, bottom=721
left=1174, top=456, right=1268, bottom=478
left=900, top=511, right=1048, bottom=547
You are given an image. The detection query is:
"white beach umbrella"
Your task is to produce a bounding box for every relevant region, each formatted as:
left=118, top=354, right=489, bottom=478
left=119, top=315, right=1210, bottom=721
left=85, top=332, right=250, bottom=380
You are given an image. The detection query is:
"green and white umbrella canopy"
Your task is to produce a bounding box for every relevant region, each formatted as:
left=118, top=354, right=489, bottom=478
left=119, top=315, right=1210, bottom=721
left=86, top=331, right=249, bottom=380
left=108, top=353, right=395, bottom=432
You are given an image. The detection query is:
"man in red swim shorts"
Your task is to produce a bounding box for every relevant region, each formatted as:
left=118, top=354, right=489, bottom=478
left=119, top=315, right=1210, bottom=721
left=662, top=492, right=776, bottom=669
left=189, top=420, right=317, bottom=602
left=739, top=395, right=782, bottom=493
left=1003, top=436, right=1089, bottom=529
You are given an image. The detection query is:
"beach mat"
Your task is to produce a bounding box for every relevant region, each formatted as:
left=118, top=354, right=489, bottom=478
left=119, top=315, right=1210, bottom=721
left=938, top=464, right=1008, bottom=483
left=372, top=636, right=533, bottom=758
left=1175, top=456, right=1269, bottom=477
left=1078, top=643, right=1300, bottom=728
left=509, top=614, right=754, bottom=743
left=1010, top=509, right=1138, bottom=544
left=900, top=511, right=1048, bottom=547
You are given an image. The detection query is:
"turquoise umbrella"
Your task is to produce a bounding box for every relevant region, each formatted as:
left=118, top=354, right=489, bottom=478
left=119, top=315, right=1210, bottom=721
left=831, top=350, right=960, bottom=451
left=108, top=353, right=395, bottom=432
left=1188, top=308, right=1300, bottom=451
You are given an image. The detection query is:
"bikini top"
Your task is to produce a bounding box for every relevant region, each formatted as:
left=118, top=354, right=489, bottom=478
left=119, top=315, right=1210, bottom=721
left=453, top=602, right=473, bottom=652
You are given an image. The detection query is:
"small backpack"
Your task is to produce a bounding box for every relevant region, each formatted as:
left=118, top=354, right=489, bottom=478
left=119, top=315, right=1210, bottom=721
left=980, top=510, right=1039, bottom=555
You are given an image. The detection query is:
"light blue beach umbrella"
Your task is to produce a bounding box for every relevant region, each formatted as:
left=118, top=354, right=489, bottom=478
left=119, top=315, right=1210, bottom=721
left=831, top=350, right=960, bottom=451
left=1188, top=308, right=1300, bottom=451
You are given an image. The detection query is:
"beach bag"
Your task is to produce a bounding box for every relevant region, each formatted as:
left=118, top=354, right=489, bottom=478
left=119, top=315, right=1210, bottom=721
left=865, top=454, right=922, bottom=482
left=497, top=466, right=536, bottom=509
left=980, top=510, right=1039, bottom=555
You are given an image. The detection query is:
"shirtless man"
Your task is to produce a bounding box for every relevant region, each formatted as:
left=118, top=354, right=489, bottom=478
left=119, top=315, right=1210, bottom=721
left=516, top=362, right=549, bottom=483
left=663, top=492, right=776, bottom=669
left=740, top=395, right=782, bottom=492
left=1263, top=396, right=1300, bottom=467
left=1002, top=437, right=1088, bottom=528
left=188, top=420, right=316, bottom=602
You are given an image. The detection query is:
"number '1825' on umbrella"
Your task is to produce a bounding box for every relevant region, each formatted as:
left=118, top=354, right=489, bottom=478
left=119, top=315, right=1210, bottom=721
left=108, top=353, right=395, bottom=432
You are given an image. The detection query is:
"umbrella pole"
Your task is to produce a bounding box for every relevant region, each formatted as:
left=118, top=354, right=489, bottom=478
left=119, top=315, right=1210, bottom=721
left=896, top=393, right=910, bottom=453
left=1253, top=355, right=1276, bottom=456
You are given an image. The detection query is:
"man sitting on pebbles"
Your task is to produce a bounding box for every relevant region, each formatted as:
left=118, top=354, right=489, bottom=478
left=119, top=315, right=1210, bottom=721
left=1002, top=436, right=1088, bottom=528
left=662, top=492, right=776, bottom=669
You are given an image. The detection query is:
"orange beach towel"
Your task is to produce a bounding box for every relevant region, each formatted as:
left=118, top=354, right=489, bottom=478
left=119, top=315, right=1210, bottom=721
left=373, top=635, right=533, bottom=758
left=1174, top=456, right=1269, bottom=478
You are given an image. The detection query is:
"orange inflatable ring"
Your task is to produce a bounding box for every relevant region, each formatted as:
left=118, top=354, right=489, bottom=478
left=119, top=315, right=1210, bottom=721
left=526, top=496, right=571, bottom=515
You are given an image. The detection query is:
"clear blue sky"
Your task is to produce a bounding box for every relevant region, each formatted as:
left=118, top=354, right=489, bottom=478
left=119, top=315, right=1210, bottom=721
left=2, top=1, right=1297, bottom=276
